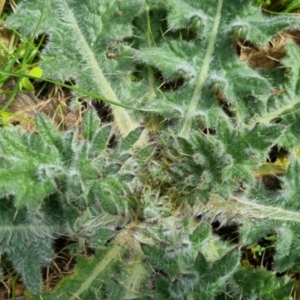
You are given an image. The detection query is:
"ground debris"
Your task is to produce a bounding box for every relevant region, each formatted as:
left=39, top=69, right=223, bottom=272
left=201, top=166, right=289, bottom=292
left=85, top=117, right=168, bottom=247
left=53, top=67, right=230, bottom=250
left=0, top=78, right=82, bottom=131
left=236, top=30, right=300, bottom=69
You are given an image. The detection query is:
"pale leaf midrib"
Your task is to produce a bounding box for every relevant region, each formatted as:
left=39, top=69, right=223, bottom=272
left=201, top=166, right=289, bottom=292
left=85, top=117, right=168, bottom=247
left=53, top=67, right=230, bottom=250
left=203, top=193, right=300, bottom=223
left=180, top=0, right=223, bottom=138
left=63, top=1, right=138, bottom=136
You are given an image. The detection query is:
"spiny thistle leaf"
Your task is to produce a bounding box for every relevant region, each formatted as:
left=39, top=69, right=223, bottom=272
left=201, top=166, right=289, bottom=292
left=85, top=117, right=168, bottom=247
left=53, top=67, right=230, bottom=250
left=0, top=196, right=64, bottom=294
left=82, top=107, right=101, bottom=141
left=0, top=128, right=60, bottom=208
left=6, top=0, right=145, bottom=136
left=4, top=0, right=300, bottom=298
left=0, top=108, right=146, bottom=294
left=159, top=120, right=282, bottom=200
left=36, top=113, right=63, bottom=150
left=228, top=267, right=295, bottom=299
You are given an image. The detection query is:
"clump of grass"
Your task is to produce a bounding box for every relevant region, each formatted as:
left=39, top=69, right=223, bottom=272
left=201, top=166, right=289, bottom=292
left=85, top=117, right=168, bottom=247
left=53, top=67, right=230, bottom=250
left=0, top=0, right=46, bottom=127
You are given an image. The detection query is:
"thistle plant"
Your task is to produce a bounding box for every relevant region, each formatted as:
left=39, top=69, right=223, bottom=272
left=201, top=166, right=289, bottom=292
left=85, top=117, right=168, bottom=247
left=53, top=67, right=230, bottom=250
left=2, top=0, right=300, bottom=299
